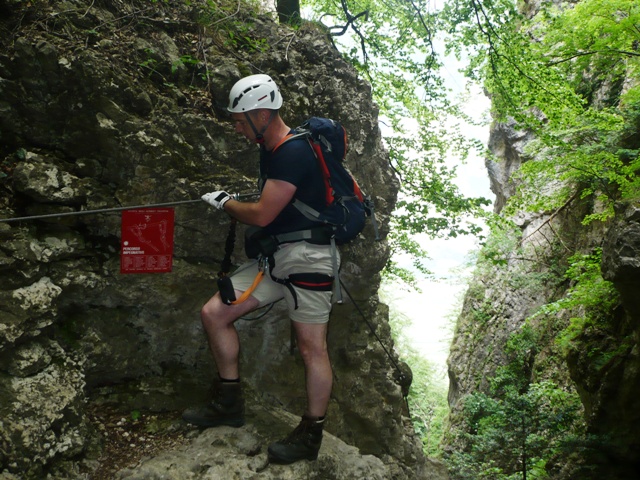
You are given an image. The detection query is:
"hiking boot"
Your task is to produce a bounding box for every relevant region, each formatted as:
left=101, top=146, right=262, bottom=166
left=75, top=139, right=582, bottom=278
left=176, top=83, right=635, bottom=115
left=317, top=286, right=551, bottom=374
left=182, top=380, right=245, bottom=428
left=268, top=414, right=324, bottom=464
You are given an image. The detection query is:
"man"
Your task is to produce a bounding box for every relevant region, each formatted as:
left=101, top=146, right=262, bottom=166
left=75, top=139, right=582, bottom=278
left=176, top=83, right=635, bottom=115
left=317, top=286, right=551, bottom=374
left=182, top=74, right=338, bottom=465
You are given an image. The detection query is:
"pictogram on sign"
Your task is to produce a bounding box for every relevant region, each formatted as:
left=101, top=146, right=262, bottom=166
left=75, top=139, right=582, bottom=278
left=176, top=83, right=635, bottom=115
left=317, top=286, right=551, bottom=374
left=120, top=208, right=175, bottom=273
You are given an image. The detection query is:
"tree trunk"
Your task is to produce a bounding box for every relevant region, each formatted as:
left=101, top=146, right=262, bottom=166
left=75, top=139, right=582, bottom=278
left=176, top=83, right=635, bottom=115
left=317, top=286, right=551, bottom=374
left=277, top=0, right=301, bottom=25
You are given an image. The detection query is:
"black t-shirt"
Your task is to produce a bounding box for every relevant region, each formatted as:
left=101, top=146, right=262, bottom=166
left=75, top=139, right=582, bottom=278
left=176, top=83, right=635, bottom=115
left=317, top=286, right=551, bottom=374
left=260, top=134, right=326, bottom=236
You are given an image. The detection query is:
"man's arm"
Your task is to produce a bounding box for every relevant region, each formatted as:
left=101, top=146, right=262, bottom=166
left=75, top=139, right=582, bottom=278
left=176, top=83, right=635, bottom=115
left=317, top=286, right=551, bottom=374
left=224, top=179, right=296, bottom=227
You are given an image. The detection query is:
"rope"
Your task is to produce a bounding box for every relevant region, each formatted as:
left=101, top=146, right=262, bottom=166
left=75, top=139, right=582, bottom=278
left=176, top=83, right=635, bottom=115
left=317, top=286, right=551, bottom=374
left=340, top=278, right=412, bottom=410
left=0, top=199, right=203, bottom=223
left=218, top=218, right=237, bottom=277
left=0, top=192, right=262, bottom=224
left=4, top=194, right=409, bottom=406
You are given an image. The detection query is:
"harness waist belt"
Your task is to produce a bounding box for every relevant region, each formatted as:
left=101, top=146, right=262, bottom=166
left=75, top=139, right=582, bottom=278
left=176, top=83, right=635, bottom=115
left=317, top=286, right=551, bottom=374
left=274, top=227, right=332, bottom=245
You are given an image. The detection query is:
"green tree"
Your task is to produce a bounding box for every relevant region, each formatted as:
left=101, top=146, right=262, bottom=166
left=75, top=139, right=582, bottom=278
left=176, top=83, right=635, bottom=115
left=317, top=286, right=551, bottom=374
left=440, top=0, right=640, bottom=224
left=300, top=0, right=638, bottom=275
left=532, top=248, right=624, bottom=375
left=448, top=326, right=585, bottom=479
left=304, top=0, right=492, bottom=286
left=382, top=284, right=449, bottom=456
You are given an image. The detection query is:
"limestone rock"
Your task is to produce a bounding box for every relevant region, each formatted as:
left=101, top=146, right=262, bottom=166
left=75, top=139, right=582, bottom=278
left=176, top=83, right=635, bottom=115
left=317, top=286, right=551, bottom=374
left=0, top=1, right=431, bottom=478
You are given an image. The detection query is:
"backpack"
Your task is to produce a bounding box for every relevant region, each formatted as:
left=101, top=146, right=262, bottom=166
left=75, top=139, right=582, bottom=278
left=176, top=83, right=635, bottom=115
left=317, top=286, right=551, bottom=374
left=282, top=117, right=377, bottom=245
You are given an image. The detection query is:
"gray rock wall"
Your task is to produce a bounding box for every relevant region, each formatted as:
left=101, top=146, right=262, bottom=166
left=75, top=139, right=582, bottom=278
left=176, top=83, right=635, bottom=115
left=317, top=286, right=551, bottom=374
left=0, top=1, right=432, bottom=478
left=448, top=118, right=640, bottom=478
left=445, top=1, right=640, bottom=473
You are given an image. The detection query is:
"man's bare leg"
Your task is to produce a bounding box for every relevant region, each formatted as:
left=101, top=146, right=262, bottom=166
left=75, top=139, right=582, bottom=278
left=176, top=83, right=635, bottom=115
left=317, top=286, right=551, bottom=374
left=182, top=290, right=259, bottom=428
left=200, top=291, right=259, bottom=379
left=267, top=321, right=330, bottom=464
left=292, top=321, right=332, bottom=417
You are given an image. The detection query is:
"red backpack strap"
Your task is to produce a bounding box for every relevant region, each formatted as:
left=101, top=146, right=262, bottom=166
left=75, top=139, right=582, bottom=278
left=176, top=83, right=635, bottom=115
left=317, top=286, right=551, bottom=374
left=272, top=129, right=336, bottom=207
left=352, top=177, right=364, bottom=202
left=309, top=140, right=334, bottom=206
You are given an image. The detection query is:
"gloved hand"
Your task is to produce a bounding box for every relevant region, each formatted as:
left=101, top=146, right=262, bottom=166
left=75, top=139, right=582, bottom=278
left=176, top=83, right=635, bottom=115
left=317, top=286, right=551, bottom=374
left=202, top=191, right=232, bottom=210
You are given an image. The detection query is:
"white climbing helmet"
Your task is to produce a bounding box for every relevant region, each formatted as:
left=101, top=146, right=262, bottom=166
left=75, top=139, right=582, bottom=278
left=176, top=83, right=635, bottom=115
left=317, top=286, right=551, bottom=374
left=227, top=74, right=283, bottom=113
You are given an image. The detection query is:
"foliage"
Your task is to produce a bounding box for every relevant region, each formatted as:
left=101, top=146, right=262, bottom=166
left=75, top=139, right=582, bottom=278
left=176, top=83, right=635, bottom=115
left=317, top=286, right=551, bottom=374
left=475, top=219, right=521, bottom=267
left=505, top=100, right=640, bottom=224
left=450, top=245, right=621, bottom=477
left=470, top=218, right=564, bottom=301
left=382, top=284, right=449, bottom=456
left=303, top=0, right=492, bottom=284
left=532, top=248, right=620, bottom=358
left=383, top=237, right=432, bottom=289
left=441, top=0, right=640, bottom=225
left=447, top=326, right=585, bottom=479
left=537, top=0, right=640, bottom=92
left=408, top=354, right=449, bottom=457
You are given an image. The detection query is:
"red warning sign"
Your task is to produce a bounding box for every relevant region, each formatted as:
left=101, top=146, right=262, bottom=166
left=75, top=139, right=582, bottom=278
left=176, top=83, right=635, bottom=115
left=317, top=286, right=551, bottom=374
left=120, top=209, right=175, bottom=274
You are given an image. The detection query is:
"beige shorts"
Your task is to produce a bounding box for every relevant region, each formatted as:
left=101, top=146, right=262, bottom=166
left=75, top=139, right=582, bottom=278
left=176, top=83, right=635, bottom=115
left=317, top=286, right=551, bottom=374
left=229, top=242, right=339, bottom=324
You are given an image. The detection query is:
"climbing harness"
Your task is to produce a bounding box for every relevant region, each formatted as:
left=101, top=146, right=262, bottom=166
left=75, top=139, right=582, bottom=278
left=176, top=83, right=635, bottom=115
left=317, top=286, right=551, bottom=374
left=218, top=216, right=413, bottom=410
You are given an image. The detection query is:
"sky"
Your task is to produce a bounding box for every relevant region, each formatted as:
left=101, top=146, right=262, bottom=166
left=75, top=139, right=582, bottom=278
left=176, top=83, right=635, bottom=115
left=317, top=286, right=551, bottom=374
left=381, top=133, right=493, bottom=383
left=381, top=75, right=494, bottom=381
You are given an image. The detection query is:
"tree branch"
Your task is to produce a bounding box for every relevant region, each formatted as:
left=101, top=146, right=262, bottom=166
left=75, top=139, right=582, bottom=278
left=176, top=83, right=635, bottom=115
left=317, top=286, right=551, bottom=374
left=329, top=8, right=368, bottom=36
left=326, top=0, right=369, bottom=64
left=546, top=48, right=640, bottom=66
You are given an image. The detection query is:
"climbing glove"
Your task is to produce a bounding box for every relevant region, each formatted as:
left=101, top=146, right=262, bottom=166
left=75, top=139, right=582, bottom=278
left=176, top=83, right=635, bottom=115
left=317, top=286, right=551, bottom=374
left=202, top=191, right=232, bottom=210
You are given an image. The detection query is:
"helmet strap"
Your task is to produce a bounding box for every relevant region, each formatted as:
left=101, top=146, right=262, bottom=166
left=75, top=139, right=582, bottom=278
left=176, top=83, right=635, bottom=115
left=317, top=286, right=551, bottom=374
left=244, top=110, right=276, bottom=145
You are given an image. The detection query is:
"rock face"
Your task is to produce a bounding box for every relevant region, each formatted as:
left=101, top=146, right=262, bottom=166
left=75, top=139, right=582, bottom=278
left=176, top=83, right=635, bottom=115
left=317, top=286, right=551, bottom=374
left=449, top=126, right=640, bottom=478
left=446, top=6, right=640, bottom=476
left=0, top=1, right=436, bottom=478
left=112, top=405, right=448, bottom=480
left=597, top=204, right=640, bottom=463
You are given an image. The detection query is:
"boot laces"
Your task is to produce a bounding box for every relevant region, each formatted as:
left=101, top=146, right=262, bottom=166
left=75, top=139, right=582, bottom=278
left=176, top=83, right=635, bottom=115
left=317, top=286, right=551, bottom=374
left=282, top=418, right=321, bottom=444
